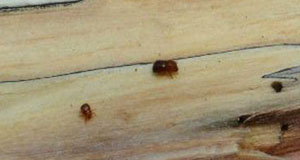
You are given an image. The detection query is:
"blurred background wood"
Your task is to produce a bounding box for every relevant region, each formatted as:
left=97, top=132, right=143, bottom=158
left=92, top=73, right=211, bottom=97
left=1, top=0, right=300, bottom=159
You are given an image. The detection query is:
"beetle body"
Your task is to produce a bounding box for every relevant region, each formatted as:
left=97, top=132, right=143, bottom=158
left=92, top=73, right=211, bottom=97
left=153, top=60, right=178, bottom=77
left=80, top=103, right=93, bottom=122
left=271, top=81, right=283, bottom=93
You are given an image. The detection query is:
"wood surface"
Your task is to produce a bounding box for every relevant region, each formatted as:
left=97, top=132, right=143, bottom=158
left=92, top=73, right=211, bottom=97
left=1, top=0, right=300, bottom=159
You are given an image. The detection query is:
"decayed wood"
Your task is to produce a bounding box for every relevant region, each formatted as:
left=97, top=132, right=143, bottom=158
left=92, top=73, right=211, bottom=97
left=2, top=0, right=300, bottom=159
left=0, top=46, right=300, bottom=159
left=1, top=0, right=300, bottom=81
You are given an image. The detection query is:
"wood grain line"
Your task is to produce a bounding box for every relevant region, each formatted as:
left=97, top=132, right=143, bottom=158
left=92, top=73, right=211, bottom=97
left=0, top=0, right=83, bottom=12
left=1, top=43, right=300, bottom=84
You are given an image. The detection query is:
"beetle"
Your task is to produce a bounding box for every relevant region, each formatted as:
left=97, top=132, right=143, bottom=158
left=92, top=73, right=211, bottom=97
left=271, top=81, right=283, bottom=93
left=80, top=103, right=93, bottom=122
left=153, top=60, right=178, bottom=77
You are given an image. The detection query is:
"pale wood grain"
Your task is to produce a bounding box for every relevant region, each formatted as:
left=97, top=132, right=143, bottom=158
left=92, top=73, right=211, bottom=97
left=1, top=0, right=300, bottom=81
left=2, top=0, right=300, bottom=159
left=1, top=45, right=300, bottom=159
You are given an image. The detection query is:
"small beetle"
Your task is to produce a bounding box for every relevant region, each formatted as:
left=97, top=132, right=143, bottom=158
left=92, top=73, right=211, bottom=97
left=271, top=81, right=283, bottom=93
left=153, top=60, right=178, bottom=77
left=80, top=103, right=93, bottom=122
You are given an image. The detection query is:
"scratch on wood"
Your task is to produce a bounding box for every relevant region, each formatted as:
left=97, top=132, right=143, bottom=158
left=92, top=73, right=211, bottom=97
left=0, top=0, right=83, bottom=12
left=262, top=66, right=300, bottom=81
left=1, top=43, right=300, bottom=84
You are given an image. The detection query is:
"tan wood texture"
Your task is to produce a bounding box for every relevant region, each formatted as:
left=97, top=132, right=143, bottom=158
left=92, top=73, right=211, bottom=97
left=1, top=0, right=300, bottom=159
left=1, top=0, right=300, bottom=81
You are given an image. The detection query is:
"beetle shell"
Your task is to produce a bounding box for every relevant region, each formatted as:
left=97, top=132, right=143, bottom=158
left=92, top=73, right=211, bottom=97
left=153, top=60, right=178, bottom=76
left=80, top=103, right=93, bottom=122
left=271, top=81, right=283, bottom=93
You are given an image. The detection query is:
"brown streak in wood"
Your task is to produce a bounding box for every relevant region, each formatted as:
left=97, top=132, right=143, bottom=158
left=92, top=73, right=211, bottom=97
left=237, top=107, right=300, bottom=156
left=241, top=107, right=300, bottom=126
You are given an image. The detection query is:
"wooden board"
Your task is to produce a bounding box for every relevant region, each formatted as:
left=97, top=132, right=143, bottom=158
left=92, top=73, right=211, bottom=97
left=1, top=0, right=300, bottom=159
left=1, top=0, right=300, bottom=81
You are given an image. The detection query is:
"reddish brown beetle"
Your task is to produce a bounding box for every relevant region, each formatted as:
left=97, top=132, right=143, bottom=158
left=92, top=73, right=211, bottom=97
left=80, top=103, right=93, bottom=122
left=153, top=60, right=178, bottom=77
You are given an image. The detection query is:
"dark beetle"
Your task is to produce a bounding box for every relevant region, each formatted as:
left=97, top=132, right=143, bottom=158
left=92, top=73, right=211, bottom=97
left=153, top=60, right=178, bottom=77
left=271, top=81, right=283, bottom=93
